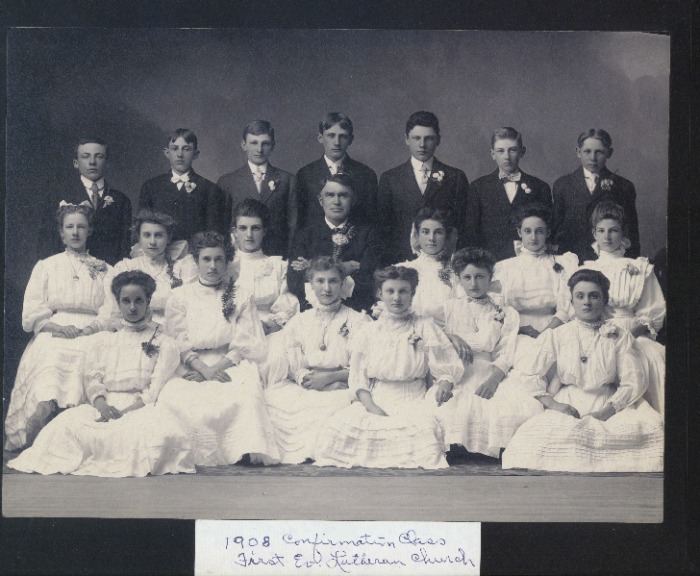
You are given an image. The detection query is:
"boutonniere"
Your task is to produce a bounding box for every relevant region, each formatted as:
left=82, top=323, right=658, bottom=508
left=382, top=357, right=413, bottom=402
left=625, top=263, right=640, bottom=276
left=166, top=256, right=183, bottom=289
left=552, top=260, right=564, bottom=273
left=408, top=331, right=423, bottom=349
left=260, top=261, right=274, bottom=277
left=493, top=306, right=505, bottom=324
left=520, top=182, right=532, bottom=194
left=331, top=225, right=355, bottom=259
left=431, top=170, right=445, bottom=183
left=268, top=180, right=277, bottom=191
left=599, top=323, right=619, bottom=339
left=338, top=321, right=350, bottom=338
left=141, top=326, right=161, bottom=358
left=437, top=265, right=452, bottom=288
left=83, top=255, right=108, bottom=279
left=600, top=178, right=614, bottom=191
left=184, top=181, right=197, bottom=193
left=221, top=277, right=236, bottom=322
left=102, top=195, right=115, bottom=207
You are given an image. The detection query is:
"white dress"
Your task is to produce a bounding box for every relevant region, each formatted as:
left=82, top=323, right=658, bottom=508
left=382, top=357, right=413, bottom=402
left=583, top=248, right=666, bottom=417
left=502, top=320, right=664, bottom=472
left=4, top=252, right=111, bottom=451
left=264, top=303, right=370, bottom=464
left=8, top=319, right=195, bottom=477
left=157, top=279, right=280, bottom=466
left=232, top=250, right=300, bottom=387
left=400, top=252, right=460, bottom=321
left=314, top=312, right=464, bottom=469
left=491, top=248, right=578, bottom=368
left=435, top=297, right=544, bottom=457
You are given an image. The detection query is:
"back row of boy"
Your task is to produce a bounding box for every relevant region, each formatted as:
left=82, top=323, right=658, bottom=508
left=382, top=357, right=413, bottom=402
left=38, top=111, right=640, bottom=268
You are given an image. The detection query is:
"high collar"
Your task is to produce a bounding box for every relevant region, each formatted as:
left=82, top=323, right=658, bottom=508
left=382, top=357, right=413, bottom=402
left=247, top=160, right=269, bottom=174
left=80, top=175, right=105, bottom=191
left=575, top=317, right=605, bottom=331
left=313, top=298, right=343, bottom=314
left=237, top=249, right=266, bottom=261
left=120, top=311, right=154, bottom=332
left=592, top=242, right=627, bottom=258
left=410, top=156, right=434, bottom=172
left=517, top=245, right=548, bottom=256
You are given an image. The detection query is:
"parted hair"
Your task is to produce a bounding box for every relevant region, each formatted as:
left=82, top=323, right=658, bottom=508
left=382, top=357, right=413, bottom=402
left=451, top=247, right=496, bottom=277
left=319, top=113, right=354, bottom=136
left=167, top=128, right=198, bottom=150
left=75, top=137, right=109, bottom=159
left=512, top=202, right=553, bottom=231
left=590, top=201, right=628, bottom=234
left=412, top=207, right=455, bottom=238
left=577, top=128, right=613, bottom=150
left=568, top=268, right=611, bottom=304
left=111, top=270, right=157, bottom=301
left=373, top=265, right=419, bottom=295
left=232, top=198, right=271, bottom=231
left=305, top=255, right=347, bottom=283
left=132, top=209, right=176, bottom=243
left=405, top=111, right=440, bottom=137
left=190, top=231, right=235, bottom=262
left=55, top=203, right=95, bottom=229
left=491, top=127, right=523, bottom=148
left=242, top=120, right=275, bottom=143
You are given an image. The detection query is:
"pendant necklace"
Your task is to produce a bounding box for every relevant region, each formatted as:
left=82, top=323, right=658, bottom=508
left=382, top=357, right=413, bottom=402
left=317, top=306, right=341, bottom=351
left=66, top=252, right=85, bottom=281
left=575, top=323, right=598, bottom=364
left=466, top=297, right=490, bottom=332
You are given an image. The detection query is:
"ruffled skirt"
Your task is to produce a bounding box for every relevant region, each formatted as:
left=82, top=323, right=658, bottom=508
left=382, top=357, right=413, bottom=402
left=8, top=391, right=195, bottom=477
left=434, top=355, right=544, bottom=457
left=156, top=355, right=280, bottom=466
left=502, top=384, right=664, bottom=472
left=4, top=311, right=95, bottom=451
left=313, top=378, right=448, bottom=469
left=265, top=379, right=353, bottom=464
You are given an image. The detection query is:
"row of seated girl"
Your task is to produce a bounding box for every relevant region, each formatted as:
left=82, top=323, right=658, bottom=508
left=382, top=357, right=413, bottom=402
left=5, top=197, right=665, bottom=475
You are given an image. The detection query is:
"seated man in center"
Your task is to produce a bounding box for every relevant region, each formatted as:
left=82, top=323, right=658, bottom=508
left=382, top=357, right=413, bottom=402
left=287, top=173, right=380, bottom=313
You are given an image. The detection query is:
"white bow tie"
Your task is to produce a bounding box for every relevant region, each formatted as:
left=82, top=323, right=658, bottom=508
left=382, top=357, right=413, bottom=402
left=171, top=174, right=190, bottom=184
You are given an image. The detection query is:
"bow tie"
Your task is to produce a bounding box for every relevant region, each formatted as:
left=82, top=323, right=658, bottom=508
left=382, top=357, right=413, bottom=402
left=499, top=171, right=521, bottom=183
left=332, top=226, right=347, bottom=234
left=252, top=170, right=265, bottom=183
left=171, top=174, right=190, bottom=184
left=466, top=296, right=492, bottom=305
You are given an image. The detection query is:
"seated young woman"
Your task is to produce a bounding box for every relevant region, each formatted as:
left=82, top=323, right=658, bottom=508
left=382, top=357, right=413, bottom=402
left=502, top=269, right=664, bottom=472
left=435, top=247, right=544, bottom=459
left=157, top=231, right=280, bottom=466
left=490, top=203, right=578, bottom=368
left=313, top=265, right=464, bottom=469
left=229, top=198, right=299, bottom=386
left=97, top=209, right=187, bottom=330
left=582, top=201, right=666, bottom=417
left=5, top=204, right=111, bottom=451
left=8, top=271, right=194, bottom=477
left=264, top=256, right=370, bottom=464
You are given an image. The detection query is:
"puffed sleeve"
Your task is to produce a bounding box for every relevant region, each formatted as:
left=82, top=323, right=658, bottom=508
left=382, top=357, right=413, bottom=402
left=420, top=317, right=464, bottom=384
left=554, top=252, right=578, bottom=324
left=173, top=255, right=200, bottom=285
left=269, top=260, right=300, bottom=326
left=519, top=328, right=558, bottom=398
left=347, top=323, right=372, bottom=397
left=164, top=287, right=194, bottom=363
left=84, top=332, right=112, bottom=404
left=608, top=329, right=647, bottom=411
left=139, top=333, right=180, bottom=405
left=633, top=265, right=666, bottom=338
left=228, top=295, right=267, bottom=363
left=93, top=260, right=123, bottom=332
left=284, top=314, right=310, bottom=385
left=491, top=306, right=520, bottom=375
left=22, top=260, right=54, bottom=335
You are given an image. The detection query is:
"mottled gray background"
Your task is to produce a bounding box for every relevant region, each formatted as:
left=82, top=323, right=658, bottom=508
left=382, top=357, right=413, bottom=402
left=4, top=28, right=669, bottom=396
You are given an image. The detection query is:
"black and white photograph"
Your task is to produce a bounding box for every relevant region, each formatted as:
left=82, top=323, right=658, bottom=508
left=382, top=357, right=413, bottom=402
left=1, top=2, right=695, bottom=574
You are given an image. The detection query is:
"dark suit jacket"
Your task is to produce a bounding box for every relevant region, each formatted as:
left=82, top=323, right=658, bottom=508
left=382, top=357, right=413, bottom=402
left=38, top=179, right=132, bottom=265
left=295, top=155, right=379, bottom=231
left=377, top=158, right=469, bottom=265
left=461, top=169, right=552, bottom=261
left=217, top=164, right=296, bottom=257
left=287, top=222, right=380, bottom=313
left=552, top=167, right=640, bottom=263
left=138, top=170, right=228, bottom=242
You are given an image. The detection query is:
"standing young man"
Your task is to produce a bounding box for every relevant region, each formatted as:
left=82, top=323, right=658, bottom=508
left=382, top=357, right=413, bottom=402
left=38, top=138, right=132, bottom=265
left=462, top=127, right=552, bottom=260
left=552, top=128, right=640, bottom=262
left=295, top=113, right=378, bottom=232
left=377, top=111, right=469, bottom=265
left=217, top=120, right=296, bottom=257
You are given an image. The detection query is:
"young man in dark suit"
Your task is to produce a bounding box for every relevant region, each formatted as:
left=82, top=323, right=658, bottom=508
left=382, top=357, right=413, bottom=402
left=295, top=113, right=378, bottom=232
left=288, top=173, right=380, bottom=313
left=462, top=127, right=552, bottom=261
left=217, top=120, right=296, bottom=257
left=37, top=138, right=132, bottom=265
left=552, top=128, right=640, bottom=262
left=377, top=111, right=469, bottom=265
left=138, top=128, right=228, bottom=242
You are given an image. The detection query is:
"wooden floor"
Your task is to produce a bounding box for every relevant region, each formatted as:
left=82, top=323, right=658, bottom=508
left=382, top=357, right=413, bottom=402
left=3, top=463, right=663, bottom=523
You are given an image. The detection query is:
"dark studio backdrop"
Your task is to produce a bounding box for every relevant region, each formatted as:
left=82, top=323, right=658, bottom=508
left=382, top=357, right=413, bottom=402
left=4, top=28, right=669, bottom=407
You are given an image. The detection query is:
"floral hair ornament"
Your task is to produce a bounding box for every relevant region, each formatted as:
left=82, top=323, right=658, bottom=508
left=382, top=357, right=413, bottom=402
left=141, top=325, right=161, bottom=358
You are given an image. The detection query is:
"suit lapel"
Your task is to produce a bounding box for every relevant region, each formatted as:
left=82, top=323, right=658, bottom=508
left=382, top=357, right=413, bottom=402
left=573, top=167, right=593, bottom=201
left=403, top=160, right=425, bottom=199
left=258, top=165, right=277, bottom=204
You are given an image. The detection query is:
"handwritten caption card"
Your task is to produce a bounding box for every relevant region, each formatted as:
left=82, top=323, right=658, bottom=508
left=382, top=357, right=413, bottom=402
left=195, top=520, right=480, bottom=575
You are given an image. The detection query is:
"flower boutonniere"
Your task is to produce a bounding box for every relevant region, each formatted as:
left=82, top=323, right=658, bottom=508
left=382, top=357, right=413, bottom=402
left=408, top=331, right=423, bottom=349
left=437, top=265, right=452, bottom=288
left=260, top=261, right=274, bottom=277
left=599, top=323, right=619, bottom=339
left=166, top=256, right=183, bottom=289
left=339, top=321, right=350, bottom=338
left=331, top=225, right=355, bottom=259
left=184, top=181, right=197, bottom=193
left=600, top=178, right=614, bottom=192
left=625, top=263, right=640, bottom=276
left=552, top=260, right=564, bottom=273
left=141, top=326, right=161, bottom=358
left=493, top=306, right=506, bottom=324
left=520, top=182, right=532, bottom=194
left=83, top=255, right=108, bottom=279
left=431, top=170, right=445, bottom=183
left=221, top=277, right=236, bottom=322
left=268, top=180, right=277, bottom=192
left=102, top=195, right=115, bottom=207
